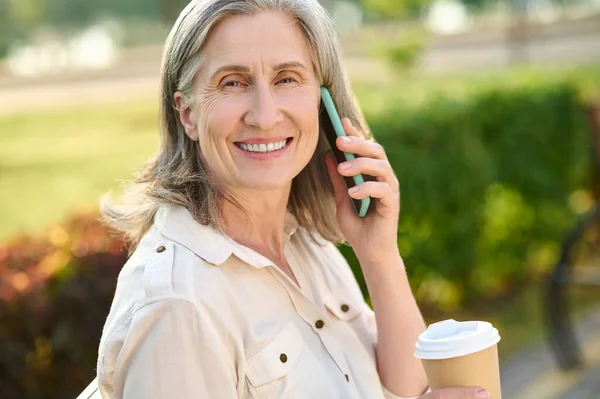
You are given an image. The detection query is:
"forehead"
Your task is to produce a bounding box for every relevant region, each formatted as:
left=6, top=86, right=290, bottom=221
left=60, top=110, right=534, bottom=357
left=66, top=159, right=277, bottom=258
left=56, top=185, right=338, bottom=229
left=201, top=10, right=314, bottom=71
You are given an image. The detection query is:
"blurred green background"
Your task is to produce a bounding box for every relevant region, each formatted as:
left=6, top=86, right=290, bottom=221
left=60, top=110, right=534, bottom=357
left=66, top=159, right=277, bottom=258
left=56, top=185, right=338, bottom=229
left=2, top=0, right=600, bottom=398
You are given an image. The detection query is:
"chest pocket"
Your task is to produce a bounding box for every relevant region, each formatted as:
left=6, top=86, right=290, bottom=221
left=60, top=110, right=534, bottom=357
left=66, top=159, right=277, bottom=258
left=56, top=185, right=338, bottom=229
left=245, top=322, right=342, bottom=399
left=246, top=322, right=304, bottom=387
left=323, top=285, right=379, bottom=361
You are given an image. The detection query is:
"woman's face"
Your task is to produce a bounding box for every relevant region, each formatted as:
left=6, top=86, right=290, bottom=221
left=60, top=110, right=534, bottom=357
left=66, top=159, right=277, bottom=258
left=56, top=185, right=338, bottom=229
left=176, top=11, right=321, bottom=192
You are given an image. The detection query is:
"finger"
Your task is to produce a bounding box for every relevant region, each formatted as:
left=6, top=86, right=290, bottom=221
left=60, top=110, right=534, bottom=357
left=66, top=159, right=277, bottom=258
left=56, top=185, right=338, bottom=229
left=336, top=126, right=387, bottom=160
left=341, top=117, right=361, bottom=138
left=422, top=387, right=490, bottom=399
left=336, top=136, right=386, bottom=160
left=338, top=158, right=399, bottom=191
left=349, top=181, right=399, bottom=211
left=324, top=151, right=354, bottom=213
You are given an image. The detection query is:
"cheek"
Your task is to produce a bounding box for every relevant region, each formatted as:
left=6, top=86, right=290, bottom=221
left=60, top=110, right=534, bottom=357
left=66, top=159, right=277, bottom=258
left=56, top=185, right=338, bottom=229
left=298, top=104, right=321, bottom=150
left=197, top=94, right=244, bottom=146
left=284, top=93, right=320, bottom=142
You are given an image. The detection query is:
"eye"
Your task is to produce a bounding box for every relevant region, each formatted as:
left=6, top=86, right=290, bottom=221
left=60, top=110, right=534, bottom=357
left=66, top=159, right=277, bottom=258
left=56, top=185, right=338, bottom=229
left=278, top=76, right=297, bottom=84
left=220, top=75, right=247, bottom=89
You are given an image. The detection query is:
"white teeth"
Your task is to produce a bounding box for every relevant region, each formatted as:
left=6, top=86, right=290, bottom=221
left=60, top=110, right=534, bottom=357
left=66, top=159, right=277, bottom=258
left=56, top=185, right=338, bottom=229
left=238, top=139, right=288, bottom=153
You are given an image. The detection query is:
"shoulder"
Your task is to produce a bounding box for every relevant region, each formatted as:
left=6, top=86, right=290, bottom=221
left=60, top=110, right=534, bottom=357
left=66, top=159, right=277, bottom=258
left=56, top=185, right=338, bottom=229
left=111, top=223, right=228, bottom=308
left=98, top=223, right=236, bottom=353
left=97, top=225, right=242, bottom=390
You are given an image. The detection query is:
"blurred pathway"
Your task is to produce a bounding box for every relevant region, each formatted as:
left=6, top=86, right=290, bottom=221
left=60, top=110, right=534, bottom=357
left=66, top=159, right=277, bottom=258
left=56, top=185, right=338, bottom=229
left=501, top=306, right=600, bottom=398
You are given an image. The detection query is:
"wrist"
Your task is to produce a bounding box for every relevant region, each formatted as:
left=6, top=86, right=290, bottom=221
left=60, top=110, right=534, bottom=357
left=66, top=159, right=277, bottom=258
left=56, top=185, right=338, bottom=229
left=357, top=249, right=403, bottom=271
left=359, top=252, right=406, bottom=285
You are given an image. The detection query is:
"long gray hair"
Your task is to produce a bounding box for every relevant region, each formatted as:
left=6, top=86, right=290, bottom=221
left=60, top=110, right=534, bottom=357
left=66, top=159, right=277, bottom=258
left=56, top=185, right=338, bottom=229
left=100, top=0, right=372, bottom=254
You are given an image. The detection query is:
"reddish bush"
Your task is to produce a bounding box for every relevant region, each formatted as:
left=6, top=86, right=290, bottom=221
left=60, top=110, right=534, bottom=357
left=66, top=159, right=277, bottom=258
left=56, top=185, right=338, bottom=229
left=0, top=209, right=127, bottom=399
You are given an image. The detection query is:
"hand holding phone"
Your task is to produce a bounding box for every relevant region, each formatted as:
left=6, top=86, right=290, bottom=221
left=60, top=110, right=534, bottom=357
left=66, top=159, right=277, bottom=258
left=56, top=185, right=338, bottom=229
left=320, top=87, right=372, bottom=218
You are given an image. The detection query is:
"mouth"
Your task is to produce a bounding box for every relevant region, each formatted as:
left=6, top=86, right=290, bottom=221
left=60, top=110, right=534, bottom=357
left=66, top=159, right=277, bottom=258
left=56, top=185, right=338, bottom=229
left=234, top=138, right=293, bottom=154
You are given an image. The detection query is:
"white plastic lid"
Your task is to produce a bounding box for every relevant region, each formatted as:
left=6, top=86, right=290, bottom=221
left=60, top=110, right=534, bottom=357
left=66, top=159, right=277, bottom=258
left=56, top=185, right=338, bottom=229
left=414, top=319, right=501, bottom=360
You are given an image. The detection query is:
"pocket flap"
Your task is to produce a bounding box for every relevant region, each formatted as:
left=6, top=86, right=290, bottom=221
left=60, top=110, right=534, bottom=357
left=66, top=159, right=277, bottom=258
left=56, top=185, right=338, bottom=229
left=246, top=322, right=304, bottom=386
left=323, top=287, right=363, bottom=322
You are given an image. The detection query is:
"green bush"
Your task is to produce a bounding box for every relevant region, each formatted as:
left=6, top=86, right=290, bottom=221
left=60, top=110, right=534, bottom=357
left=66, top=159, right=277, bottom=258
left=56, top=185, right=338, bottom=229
left=386, top=32, right=426, bottom=71
left=341, top=79, right=593, bottom=310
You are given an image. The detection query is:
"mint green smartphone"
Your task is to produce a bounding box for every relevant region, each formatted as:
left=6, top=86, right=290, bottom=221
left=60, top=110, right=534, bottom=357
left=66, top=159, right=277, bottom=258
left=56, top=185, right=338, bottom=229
left=320, top=87, right=371, bottom=218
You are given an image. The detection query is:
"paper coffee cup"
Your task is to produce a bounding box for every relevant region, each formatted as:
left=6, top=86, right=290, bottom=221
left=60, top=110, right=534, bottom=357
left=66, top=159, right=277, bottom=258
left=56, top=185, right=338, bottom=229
left=414, top=319, right=502, bottom=398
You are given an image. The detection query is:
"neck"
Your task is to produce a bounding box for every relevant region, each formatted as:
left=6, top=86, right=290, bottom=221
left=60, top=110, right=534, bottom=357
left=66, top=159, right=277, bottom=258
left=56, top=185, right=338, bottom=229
left=221, top=184, right=291, bottom=263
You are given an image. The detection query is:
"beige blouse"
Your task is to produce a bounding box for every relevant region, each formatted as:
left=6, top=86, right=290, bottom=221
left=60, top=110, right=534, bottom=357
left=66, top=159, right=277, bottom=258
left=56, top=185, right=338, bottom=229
left=96, top=205, right=425, bottom=399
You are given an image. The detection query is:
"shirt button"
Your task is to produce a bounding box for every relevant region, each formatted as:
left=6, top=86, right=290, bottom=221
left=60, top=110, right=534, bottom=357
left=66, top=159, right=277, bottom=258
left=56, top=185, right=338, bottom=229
left=341, top=304, right=350, bottom=312
left=280, top=353, right=288, bottom=363
left=345, top=374, right=350, bottom=382
left=156, top=245, right=166, bottom=253
left=315, top=320, right=325, bottom=329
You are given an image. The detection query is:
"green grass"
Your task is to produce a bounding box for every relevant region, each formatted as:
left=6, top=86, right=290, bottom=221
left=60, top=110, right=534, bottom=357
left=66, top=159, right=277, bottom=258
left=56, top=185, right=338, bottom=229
left=0, top=100, right=160, bottom=240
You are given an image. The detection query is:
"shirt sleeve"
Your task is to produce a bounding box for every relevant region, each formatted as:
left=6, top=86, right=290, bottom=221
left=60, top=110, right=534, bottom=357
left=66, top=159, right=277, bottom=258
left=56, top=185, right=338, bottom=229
left=106, top=298, right=240, bottom=399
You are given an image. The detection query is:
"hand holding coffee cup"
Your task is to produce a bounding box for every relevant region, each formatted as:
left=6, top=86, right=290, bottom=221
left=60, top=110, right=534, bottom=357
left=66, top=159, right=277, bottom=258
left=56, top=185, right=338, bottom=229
left=414, top=319, right=502, bottom=399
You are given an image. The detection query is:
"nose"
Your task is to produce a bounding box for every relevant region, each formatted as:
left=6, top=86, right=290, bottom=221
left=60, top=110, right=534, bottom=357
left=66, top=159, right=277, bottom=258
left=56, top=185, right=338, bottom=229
left=243, top=83, right=283, bottom=130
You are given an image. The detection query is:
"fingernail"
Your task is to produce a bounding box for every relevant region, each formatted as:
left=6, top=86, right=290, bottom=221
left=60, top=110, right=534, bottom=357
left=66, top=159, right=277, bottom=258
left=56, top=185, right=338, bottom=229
left=340, top=136, right=351, bottom=143
left=339, top=162, right=351, bottom=171
left=476, top=390, right=490, bottom=399
left=349, top=186, right=359, bottom=194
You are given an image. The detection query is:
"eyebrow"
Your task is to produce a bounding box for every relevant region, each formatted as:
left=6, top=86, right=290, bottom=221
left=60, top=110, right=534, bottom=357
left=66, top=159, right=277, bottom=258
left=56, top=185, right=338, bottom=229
left=208, top=61, right=308, bottom=81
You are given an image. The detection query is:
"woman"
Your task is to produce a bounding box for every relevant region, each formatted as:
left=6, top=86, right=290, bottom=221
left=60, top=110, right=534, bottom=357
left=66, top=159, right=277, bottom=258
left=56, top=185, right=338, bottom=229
left=96, top=1, right=489, bottom=398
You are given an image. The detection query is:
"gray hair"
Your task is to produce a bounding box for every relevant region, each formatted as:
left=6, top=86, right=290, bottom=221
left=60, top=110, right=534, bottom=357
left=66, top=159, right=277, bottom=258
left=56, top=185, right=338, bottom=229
left=100, top=0, right=372, bottom=254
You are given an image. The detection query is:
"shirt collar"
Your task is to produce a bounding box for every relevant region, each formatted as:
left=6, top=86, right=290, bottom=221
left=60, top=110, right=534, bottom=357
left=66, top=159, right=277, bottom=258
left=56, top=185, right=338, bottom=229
left=154, top=205, right=299, bottom=267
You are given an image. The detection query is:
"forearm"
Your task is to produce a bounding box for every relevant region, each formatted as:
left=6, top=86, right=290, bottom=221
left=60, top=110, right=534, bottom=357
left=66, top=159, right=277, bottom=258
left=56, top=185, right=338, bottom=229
left=361, top=254, right=428, bottom=397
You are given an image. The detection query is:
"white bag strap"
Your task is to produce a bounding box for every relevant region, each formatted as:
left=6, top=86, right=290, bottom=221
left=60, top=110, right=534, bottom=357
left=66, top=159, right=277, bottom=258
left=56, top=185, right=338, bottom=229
left=75, top=377, right=102, bottom=399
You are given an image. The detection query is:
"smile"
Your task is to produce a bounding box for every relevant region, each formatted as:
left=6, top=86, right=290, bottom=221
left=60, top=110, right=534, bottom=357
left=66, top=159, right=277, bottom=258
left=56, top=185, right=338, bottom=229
left=235, top=138, right=292, bottom=153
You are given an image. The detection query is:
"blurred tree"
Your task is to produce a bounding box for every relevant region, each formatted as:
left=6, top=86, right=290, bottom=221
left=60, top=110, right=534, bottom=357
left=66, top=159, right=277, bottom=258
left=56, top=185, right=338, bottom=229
left=459, top=0, right=490, bottom=10
left=159, top=0, right=191, bottom=24
left=45, top=0, right=97, bottom=28
left=361, top=0, right=433, bottom=18
left=43, top=0, right=159, bottom=28
left=0, top=0, right=15, bottom=56
left=361, top=0, right=501, bottom=18
left=6, top=0, right=44, bottom=30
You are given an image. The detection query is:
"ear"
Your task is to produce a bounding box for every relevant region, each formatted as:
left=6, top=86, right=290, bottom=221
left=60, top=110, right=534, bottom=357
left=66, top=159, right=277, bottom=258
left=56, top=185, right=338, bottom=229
left=174, top=91, right=199, bottom=141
